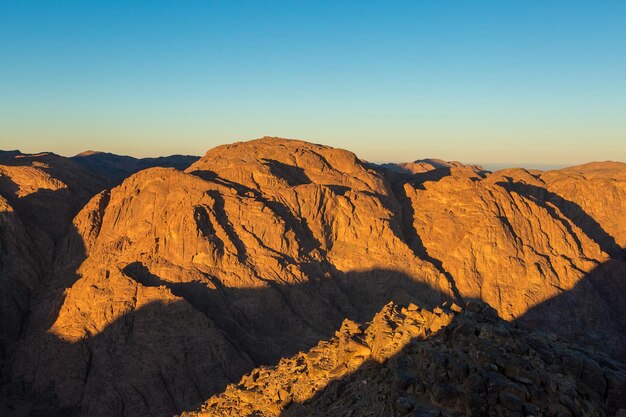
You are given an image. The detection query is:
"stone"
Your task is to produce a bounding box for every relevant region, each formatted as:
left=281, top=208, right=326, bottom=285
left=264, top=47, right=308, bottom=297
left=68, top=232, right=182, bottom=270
left=450, top=303, right=463, bottom=313
left=2, top=139, right=626, bottom=417
left=499, top=392, right=523, bottom=411
left=396, top=395, right=418, bottom=414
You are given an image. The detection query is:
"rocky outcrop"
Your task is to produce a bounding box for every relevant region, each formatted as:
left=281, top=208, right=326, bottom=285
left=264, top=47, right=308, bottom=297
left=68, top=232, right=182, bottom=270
left=1, top=138, right=625, bottom=417
left=183, top=301, right=626, bottom=417
left=0, top=150, right=106, bottom=242
left=0, top=151, right=106, bottom=373
left=396, top=162, right=626, bottom=359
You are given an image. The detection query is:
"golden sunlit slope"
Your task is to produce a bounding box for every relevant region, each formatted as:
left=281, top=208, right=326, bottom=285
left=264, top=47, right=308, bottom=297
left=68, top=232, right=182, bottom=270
left=1, top=138, right=625, bottom=417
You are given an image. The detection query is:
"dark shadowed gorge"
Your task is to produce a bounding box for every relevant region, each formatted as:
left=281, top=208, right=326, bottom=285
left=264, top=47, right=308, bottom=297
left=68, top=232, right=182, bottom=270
left=0, top=138, right=625, bottom=417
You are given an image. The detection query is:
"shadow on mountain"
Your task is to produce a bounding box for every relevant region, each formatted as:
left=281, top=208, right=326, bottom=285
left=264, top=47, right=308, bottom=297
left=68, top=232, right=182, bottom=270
left=3, top=166, right=626, bottom=416
left=387, top=167, right=463, bottom=303
left=278, top=252, right=626, bottom=417
left=411, top=167, right=453, bottom=190
left=121, top=262, right=451, bottom=366
left=280, top=295, right=626, bottom=417
left=519, top=255, right=626, bottom=363
left=0, top=174, right=20, bottom=200
left=6, top=247, right=625, bottom=417
left=71, top=152, right=199, bottom=186
left=260, top=159, right=312, bottom=186
left=0, top=181, right=100, bottom=383
left=2, top=264, right=454, bottom=417
left=496, top=179, right=625, bottom=259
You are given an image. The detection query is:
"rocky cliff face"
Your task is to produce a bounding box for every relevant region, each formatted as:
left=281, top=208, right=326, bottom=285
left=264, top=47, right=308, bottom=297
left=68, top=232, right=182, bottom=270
left=0, top=151, right=107, bottom=371
left=0, top=150, right=201, bottom=416
left=0, top=151, right=106, bottom=242
left=398, top=162, right=626, bottom=358
left=1, top=138, right=625, bottom=417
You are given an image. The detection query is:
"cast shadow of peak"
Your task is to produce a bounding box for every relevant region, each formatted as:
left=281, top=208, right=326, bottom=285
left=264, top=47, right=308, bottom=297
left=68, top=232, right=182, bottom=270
left=374, top=165, right=453, bottom=190
left=496, top=179, right=625, bottom=260
left=187, top=169, right=325, bottom=257
left=7, top=264, right=456, bottom=417
left=259, top=158, right=312, bottom=186
left=279, top=257, right=626, bottom=417
left=0, top=173, right=20, bottom=201
left=121, top=261, right=453, bottom=366
left=411, top=167, right=452, bottom=190
left=386, top=167, right=462, bottom=303
left=9, top=257, right=626, bottom=417
left=519, top=250, right=626, bottom=363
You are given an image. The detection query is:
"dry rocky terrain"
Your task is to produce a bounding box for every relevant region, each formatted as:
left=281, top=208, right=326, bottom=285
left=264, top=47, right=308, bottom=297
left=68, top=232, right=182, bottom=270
left=0, top=138, right=624, bottom=416
left=184, top=301, right=626, bottom=417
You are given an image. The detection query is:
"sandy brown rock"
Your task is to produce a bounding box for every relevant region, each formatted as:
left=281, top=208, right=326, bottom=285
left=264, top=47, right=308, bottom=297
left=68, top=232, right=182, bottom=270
left=2, top=139, right=626, bottom=417
left=182, top=302, right=626, bottom=417
left=5, top=139, right=449, bottom=415
left=0, top=150, right=106, bottom=241
left=397, top=163, right=626, bottom=358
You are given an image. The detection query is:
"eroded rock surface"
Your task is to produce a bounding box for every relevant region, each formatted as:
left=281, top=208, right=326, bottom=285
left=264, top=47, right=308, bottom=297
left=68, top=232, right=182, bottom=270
left=397, top=162, right=626, bottom=358
left=0, top=151, right=107, bottom=372
left=1, top=138, right=625, bottom=417
left=183, top=302, right=626, bottom=417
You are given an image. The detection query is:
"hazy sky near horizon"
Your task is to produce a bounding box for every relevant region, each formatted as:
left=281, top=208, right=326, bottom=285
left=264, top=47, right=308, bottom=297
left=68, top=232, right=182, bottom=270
left=1, top=1, right=625, bottom=164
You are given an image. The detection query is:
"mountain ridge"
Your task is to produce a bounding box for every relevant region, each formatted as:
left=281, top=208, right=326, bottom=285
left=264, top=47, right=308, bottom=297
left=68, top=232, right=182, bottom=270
left=1, top=137, right=625, bottom=416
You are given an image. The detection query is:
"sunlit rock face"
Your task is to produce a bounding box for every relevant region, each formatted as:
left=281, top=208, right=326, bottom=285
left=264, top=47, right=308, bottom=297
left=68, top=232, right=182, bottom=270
left=0, top=151, right=107, bottom=372
left=1, top=138, right=625, bottom=417
left=184, top=302, right=626, bottom=417
left=0, top=151, right=107, bottom=241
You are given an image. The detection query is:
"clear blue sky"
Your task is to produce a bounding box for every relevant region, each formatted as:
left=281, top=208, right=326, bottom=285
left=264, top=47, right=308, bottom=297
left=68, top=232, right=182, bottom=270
left=1, top=1, right=625, bottom=165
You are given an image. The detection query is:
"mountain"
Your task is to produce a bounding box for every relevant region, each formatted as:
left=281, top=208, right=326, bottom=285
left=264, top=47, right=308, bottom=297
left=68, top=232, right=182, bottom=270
left=185, top=301, right=626, bottom=417
left=0, top=151, right=107, bottom=365
left=379, top=158, right=488, bottom=176
left=71, top=151, right=199, bottom=185
left=0, top=150, right=107, bottom=241
left=0, top=138, right=625, bottom=416
left=0, top=149, right=199, bottom=408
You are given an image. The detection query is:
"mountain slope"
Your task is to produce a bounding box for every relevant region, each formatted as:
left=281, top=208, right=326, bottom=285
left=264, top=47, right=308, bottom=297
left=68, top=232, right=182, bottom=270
left=184, top=301, right=626, bottom=417
left=396, top=163, right=626, bottom=358
left=1, top=138, right=625, bottom=417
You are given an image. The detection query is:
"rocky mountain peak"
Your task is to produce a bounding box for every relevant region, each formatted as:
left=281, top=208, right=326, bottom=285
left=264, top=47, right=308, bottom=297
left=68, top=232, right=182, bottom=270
left=1, top=138, right=625, bottom=417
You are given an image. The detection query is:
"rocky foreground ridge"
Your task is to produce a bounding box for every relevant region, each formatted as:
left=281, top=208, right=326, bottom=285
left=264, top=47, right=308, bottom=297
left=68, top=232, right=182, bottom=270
left=0, top=137, right=625, bottom=416
left=183, top=301, right=626, bottom=417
